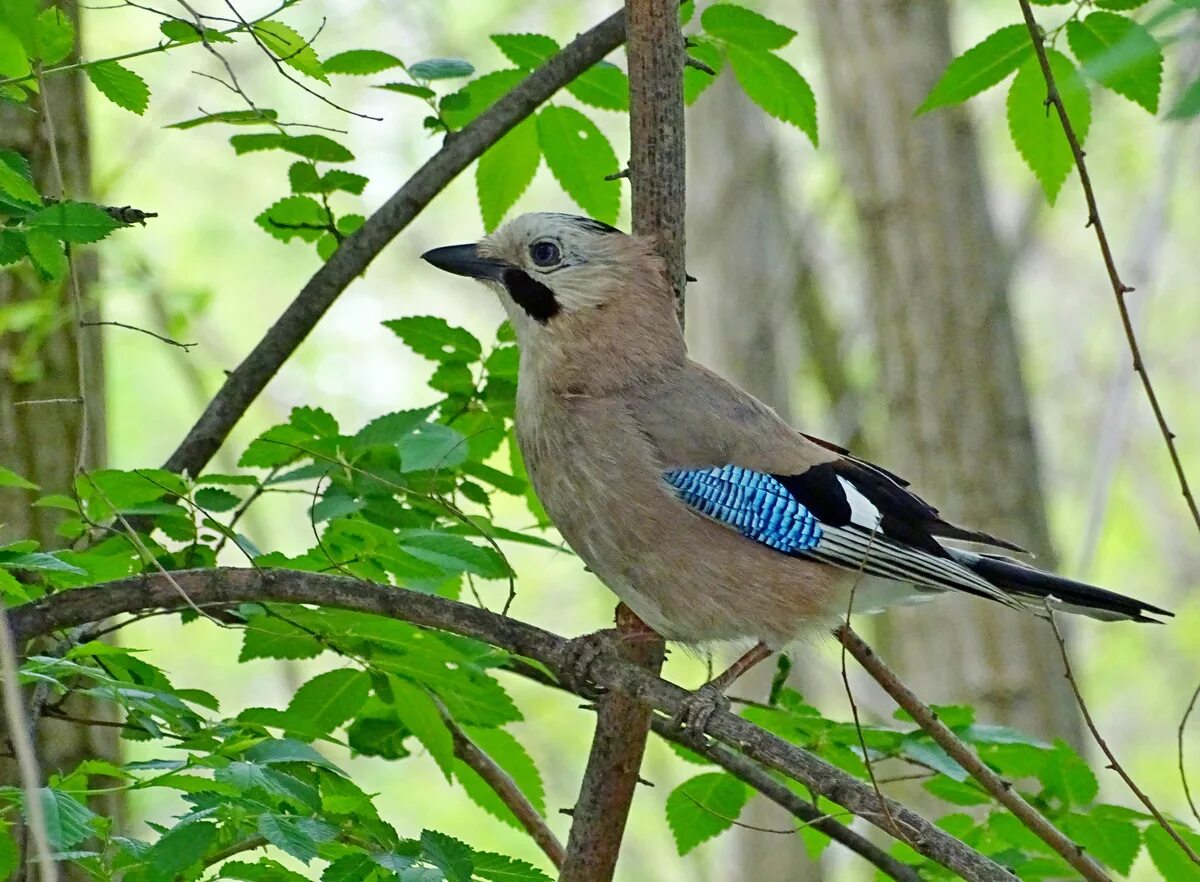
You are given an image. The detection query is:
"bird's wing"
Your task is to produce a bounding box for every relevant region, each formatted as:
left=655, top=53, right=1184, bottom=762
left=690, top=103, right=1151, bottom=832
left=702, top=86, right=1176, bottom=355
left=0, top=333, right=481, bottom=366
left=662, top=463, right=1018, bottom=607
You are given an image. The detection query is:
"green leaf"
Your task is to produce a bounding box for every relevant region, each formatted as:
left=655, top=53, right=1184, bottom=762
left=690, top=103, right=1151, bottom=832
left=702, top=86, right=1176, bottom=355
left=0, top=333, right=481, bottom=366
left=255, top=195, right=330, bottom=243
left=665, top=772, right=751, bottom=854
left=1037, top=739, right=1098, bottom=806
left=1145, top=824, right=1200, bottom=881
left=568, top=62, right=629, bottom=111
left=34, top=7, right=74, bottom=65
left=253, top=20, right=327, bottom=82
left=701, top=4, right=796, bottom=49
left=26, top=202, right=121, bottom=243
left=684, top=37, right=723, bottom=105
left=257, top=814, right=318, bottom=864
left=471, top=852, right=553, bottom=882
left=159, top=20, right=232, bottom=44
left=387, top=677, right=455, bottom=780
left=35, top=788, right=95, bottom=850
left=1063, top=813, right=1141, bottom=875
left=440, top=70, right=525, bottom=129
left=918, top=25, right=1032, bottom=113
left=0, top=466, right=37, bottom=490
left=245, top=737, right=343, bottom=770
left=1095, top=0, right=1150, bottom=8
left=923, top=774, right=990, bottom=806
left=224, top=859, right=313, bottom=882
left=282, top=668, right=371, bottom=736
left=288, top=165, right=368, bottom=195
left=0, top=230, right=25, bottom=266
left=1007, top=50, right=1091, bottom=203
left=194, top=486, right=240, bottom=512
left=477, top=116, right=539, bottom=231
left=85, top=61, right=149, bottom=114
left=1066, top=12, right=1162, bottom=112
left=230, top=132, right=353, bottom=162
left=536, top=106, right=620, bottom=223
left=1169, top=76, right=1200, bottom=119
left=420, top=830, right=473, bottom=882
left=167, top=108, right=279, bottom=129
left=727, top=46, right=818, bottom=146
left=492, top=34, right=558, bottom=69
left=323, top=49, right=404, bottom=75
left=399, top=530, right=510, bottom=578
left=144, top=821, right=217, bottom=882
left=0, top=23, right=31, bottom=80
left=0, top=156, right=38, bottom=207
left=410, top=57, right=475, bottom=80
left=23, top=230, right=65, bottom=280
left=375, top=82, right=435, bottom=99
left=385, top=316, right=482, bottom=362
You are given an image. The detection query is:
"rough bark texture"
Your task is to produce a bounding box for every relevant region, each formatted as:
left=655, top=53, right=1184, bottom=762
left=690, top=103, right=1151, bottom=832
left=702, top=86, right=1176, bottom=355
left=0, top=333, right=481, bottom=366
left=686, top=70, right=823, bottom=881
left=0, top=1, right=121, bottom=867
left=810, top=0, right=1082, bottom=743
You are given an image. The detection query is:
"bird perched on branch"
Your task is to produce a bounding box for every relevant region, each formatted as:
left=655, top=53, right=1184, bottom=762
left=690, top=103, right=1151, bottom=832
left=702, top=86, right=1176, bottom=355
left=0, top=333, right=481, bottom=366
left=423, top=212, right=1171, bottom=731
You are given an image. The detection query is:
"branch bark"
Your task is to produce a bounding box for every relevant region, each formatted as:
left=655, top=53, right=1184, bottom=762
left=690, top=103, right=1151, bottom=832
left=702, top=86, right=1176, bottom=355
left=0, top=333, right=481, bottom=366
left=161, top=8, right=628, bottom=478
left=9, top=569, right=1014, bottom=881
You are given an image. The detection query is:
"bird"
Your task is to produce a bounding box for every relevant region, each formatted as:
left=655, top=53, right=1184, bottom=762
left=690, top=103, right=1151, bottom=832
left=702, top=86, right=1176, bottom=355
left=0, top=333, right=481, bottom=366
left=422, top=211, right=1171, bottom=732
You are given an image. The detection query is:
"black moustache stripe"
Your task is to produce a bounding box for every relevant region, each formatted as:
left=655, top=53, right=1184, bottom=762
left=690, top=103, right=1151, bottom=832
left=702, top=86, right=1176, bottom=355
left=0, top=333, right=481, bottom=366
left=502, top=268, right=560, bottom=323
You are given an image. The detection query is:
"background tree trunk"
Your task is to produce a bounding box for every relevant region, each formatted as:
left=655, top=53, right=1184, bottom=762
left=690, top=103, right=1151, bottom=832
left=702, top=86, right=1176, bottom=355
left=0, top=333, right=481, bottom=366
left=810, top=0, right=1083, bottom=744
left=0, top=1, right=122, bottom=867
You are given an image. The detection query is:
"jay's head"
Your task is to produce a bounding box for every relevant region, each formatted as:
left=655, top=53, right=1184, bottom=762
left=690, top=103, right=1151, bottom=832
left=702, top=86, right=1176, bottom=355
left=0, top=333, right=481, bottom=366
left=421, top=212, right=678, bottom=349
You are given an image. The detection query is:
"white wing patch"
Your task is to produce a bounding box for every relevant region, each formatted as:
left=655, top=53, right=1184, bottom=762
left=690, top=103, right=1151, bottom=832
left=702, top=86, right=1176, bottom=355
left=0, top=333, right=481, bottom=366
left=836, top=475, right=882, bottom=530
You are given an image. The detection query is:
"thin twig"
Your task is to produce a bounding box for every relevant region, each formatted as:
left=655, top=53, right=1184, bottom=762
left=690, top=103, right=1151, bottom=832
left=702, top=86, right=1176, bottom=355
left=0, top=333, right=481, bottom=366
left=432, top=697, right=565, bottom=869
left=1181, top=681, right=1200, bottom=826
left=9, top=569, right=1016, bottom=882
left=1044, top=607, right=1200, bottom=866
left=1016, top=0, right=1200, bottom=538
left=0, top=607, right=58, bottom=882
left=836, top=623, right=1110, bottom=882
left=81, top=320, right=196, bottom=351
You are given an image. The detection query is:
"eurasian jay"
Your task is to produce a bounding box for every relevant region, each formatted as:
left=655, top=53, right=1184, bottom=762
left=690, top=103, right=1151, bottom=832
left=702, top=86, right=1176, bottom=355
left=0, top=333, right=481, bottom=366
left=423, top=212, right=1171, bottom=729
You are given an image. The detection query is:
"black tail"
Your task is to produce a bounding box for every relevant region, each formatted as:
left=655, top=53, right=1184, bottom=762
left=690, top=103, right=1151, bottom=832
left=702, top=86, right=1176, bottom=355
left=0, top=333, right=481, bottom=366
left=953, top=552, right=1172, bottom=623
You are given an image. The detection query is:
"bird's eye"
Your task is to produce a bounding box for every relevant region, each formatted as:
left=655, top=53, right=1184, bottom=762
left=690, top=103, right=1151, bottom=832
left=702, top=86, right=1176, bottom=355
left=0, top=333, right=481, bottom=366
left=529, top=240, right=561, bottom=267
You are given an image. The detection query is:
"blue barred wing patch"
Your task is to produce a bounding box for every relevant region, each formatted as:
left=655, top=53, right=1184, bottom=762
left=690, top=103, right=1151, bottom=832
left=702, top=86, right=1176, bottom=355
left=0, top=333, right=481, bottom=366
left=663, top=465, right=823, bottom=552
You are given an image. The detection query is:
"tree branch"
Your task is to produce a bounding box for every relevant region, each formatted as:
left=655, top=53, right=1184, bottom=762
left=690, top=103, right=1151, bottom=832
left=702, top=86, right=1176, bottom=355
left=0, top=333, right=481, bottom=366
left=161, top=8, right=628, bottom=478
left=9, top=569, right=1014, bottom=881
left=1014, top=0, right=1200, bottom=539
left=836, top=623, right=1109, bottom=882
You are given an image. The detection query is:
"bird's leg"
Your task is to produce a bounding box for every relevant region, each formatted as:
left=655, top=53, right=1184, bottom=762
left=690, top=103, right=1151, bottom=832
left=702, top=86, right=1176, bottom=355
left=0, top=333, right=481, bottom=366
left=672, top=641, right=774, bottom=740
left=556, top=603, right=663, bottom=697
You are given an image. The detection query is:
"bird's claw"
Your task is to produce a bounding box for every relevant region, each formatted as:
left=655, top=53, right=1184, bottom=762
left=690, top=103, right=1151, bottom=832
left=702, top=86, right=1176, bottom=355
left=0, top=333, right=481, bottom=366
left=556, top=629, right=617, bottom=699
left=671, top=683, right=730, bottom=744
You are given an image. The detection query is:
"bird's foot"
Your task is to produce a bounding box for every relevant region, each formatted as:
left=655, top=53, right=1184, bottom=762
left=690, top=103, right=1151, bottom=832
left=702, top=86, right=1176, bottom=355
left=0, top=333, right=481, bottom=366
left=555, top=629, right=618, bottom=699
left=671, top=683, right=731, bottom=744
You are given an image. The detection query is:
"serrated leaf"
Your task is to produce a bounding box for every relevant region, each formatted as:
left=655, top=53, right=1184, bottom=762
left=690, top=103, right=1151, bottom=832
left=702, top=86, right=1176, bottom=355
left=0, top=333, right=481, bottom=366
left=255, top=195, right=330, bottom=243
left=323, top=49, right=403, bottom=75
left=283, top=134, right=354, bottom=162
left=1063, top=813, right=1141, bottom=875
left=1170, top=75, right=1200, bottom=119
left=34, top=7, right=74, bottom=65
left=1007, top=50, right=1091, bottom=203
left=471, top=852, right=553, bottom=882
left=454, top=726, right=545, bottom=827
left=1067, top=12, right=1162, bottom=112
left=399, top=530, right=510, bottom=578
left=253, top=20, right=327, bottom=83
left=1096, top=0, right=1150, bottom=8
left=26, top=202, right=121, bottom=243
left=0, top=466, right=37, bottom=490
left=194, top=486, right=240, bottom=512
left=701, top=4, right=796, bottom=49
left=35, top=788, right=95, bottom=850
left=159, top=20, right=232, bottom=44
left=918, top=24, right=1032, bottom=113
left=85, top=60, right=149, bottom=114
left=223, top=859, right=313, bottom=882
left=0, top=230, right=25, bottom=266
left=665, top=772, right=751, bottom=854
left=385, top=316, right=482, bottom=362
left=245, top=737, right=342, bottom=770
left=568, top=62, right=629, bottom=111
left=375, top=82, right=435, bottom=99
left=168, top=108, right=279, bottom=129
left=536, top=106, right=620, bottom=223
left=727, top=46, right=817, bottom=146
left=492, top=34, right=558, bottom=69
left=0, top=23, right=31, bottom=80
left=144, top=821, right=217, bottom=881
left=1037, top=739, right=1098, bottom=806
left=478, top=116, right=539, bottom=231
left=1145, top=824, right=1200, bottom=881
left=923, top=774, right=991, bottom=806
left=24, top=229, right=66, bottom=280
left=387, top=677, right=455, bottom=780
left=0, top=155, right=38, bottom=206
left=281, top=668, right=371, bottom=737
left=684, top=37, right=723, bottom=105
left=420, top=830, right=473, bottom=882
left=441, top=70, right=525, bottom=129
left=410, top=57, right=474, bottom=80
left=257, top=814, right=318, bottom=864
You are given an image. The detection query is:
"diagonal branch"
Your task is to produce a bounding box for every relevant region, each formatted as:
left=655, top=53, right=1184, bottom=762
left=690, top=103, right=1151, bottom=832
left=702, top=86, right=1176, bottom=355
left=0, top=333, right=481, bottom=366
left=1014, top=0, right=1200, bottom=539
left=162, top=8, right=629, bottom=478
left=9, top=568, right=1014, bottom=882
left=836, top=623, right=1109, bottom=882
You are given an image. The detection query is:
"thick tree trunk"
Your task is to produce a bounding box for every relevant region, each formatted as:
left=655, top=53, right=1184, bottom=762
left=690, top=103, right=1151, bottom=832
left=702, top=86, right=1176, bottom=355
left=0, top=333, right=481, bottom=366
left=810, top=0, right=1082, bottom=744
left=0, top=1, right=121, bottom=869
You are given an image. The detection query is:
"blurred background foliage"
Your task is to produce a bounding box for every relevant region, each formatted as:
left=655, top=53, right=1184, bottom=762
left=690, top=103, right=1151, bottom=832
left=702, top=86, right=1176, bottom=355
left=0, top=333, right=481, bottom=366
left=1, top=0, right=1198, bottom=879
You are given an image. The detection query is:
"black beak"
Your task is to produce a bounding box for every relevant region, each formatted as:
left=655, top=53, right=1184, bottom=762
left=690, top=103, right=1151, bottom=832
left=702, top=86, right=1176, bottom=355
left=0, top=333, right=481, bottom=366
left=421, top=243, right=509, bottom=281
